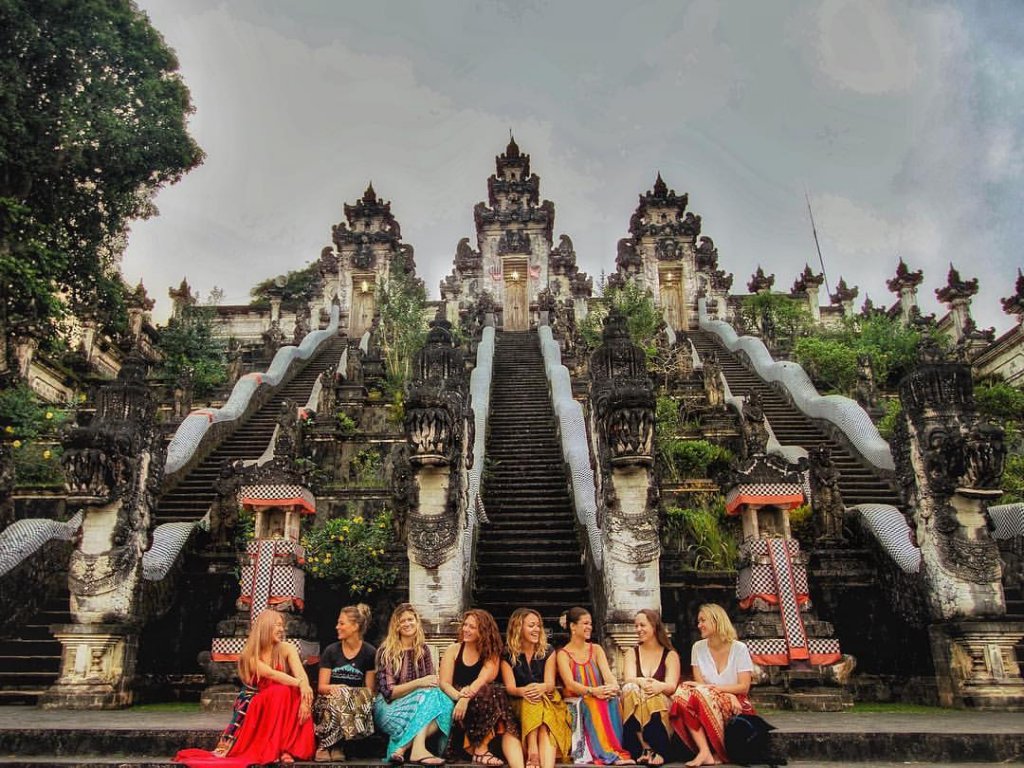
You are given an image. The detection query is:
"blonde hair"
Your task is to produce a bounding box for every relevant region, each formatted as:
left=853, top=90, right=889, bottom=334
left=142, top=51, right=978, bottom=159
left=505, top=608, right=548, bottom=661
left=239, top=610, right=286, bottom=684
left=339, top=603, right=372, bottom=638
left=377, top=602, right=426, bottom=674
left=698, top=603, right=737, bottom=644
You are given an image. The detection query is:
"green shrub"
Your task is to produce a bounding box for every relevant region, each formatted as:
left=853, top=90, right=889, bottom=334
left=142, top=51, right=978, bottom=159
left=301, top=509, right=398, bottom=594
left=792, top=336, right=860, bottom=394
left=11, top=441, right=63, bottom=488
left=663, top=496, right=738, bottom=570
left=335, top=411, right=357, bottom=436
left=876, top=398, right=902, bottom=440
left=659, top=439, right=732, bottom=481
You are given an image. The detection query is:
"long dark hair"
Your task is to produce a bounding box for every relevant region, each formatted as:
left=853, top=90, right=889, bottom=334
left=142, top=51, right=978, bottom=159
left=636, top=608, right=673, bottom=651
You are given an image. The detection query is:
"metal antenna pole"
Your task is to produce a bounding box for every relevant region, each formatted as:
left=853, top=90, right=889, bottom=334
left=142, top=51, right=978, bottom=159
left=805, top=190, right=831, bottom=297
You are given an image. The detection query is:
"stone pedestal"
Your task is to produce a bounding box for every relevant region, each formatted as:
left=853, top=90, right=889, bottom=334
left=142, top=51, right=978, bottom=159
left=39, top=623, right=139, bottom=709
left=928, top=621, right=1024, bottom=710
left=601, top=622, right=638, bottom=681
left=751, top=659, right=856, bottom=712
left=410, top=558, right=465, bottom=630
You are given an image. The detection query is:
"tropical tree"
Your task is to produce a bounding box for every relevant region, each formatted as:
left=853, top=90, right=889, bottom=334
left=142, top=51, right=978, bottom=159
left=250, top=264, right=320, bottom=309
left=154, top=304, right=226, bottom=399
left=739, top=293, right=810, bottom=352
left=579, top=278, right=662, bottom=356
left=376, top=269, right=428, bottom=394
left=0, top=0, right=204, bottom=369
left=793, top=313, right=947, bottom=393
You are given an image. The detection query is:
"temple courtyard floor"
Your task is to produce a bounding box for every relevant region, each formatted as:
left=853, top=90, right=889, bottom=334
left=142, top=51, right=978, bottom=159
left=0, top=706, right=1021, bottom=766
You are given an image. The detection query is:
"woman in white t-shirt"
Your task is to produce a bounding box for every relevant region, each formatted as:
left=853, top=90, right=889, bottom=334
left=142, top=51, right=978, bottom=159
left=668, top=604, right=755, bottom=767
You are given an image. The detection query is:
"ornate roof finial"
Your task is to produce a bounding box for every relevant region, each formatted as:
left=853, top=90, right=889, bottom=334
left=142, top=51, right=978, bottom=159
left=935, top=263, right=979, bottom=304
left=1001, top=268, right=1024, bottom=321
left=886, top=258, right=923, bottom=293
left=653, top=172, right=668, bottom=197
left=363, top=182, right=377, bottom=202
left=506, top=131, right=520, bottom=158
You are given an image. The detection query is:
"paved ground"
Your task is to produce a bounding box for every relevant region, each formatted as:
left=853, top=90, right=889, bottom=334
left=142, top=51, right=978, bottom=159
left=0, top=706, right=1021, bottom=734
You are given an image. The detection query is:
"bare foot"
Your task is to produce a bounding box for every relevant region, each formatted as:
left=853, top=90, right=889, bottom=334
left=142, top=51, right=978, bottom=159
left=685, top=752, right=714, bottom=768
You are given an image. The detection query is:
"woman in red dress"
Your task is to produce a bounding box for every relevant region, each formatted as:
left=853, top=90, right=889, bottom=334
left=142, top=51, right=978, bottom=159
left=174, top=610, right=315, bottom=767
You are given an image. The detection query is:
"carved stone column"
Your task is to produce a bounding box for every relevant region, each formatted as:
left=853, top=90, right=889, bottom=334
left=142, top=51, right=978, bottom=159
left=894, top=359, right=1024, bottom=708
left=590, top=310, right=660, bottom=626
left=403, top=319, right=470, bottom=636
left=41, top=355, right=162, bottom=709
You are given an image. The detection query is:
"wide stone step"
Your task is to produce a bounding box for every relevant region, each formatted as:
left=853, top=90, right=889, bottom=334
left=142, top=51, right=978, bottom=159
left=477, top=542, right=581, bottom=556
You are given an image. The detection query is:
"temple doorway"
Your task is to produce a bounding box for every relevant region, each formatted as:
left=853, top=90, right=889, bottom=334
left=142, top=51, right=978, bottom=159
left=350, top=274, right=376, bottom=337
left=503, top=257, right=529, bottom=331
left=660, top=266, right=685, bottom=331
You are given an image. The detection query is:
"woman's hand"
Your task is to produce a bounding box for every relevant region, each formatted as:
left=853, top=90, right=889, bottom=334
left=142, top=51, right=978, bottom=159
left=453, top=697, right=469, bottom=722
left=726, top=693, right=742, bottom=713
left=300, top=683, right=313, bottom=708
left=419, top=674, right=439, bottom=689
left=298, top=700, right=312, bottom=723
left=523, top=683, right=544, bottom=703
left=459, top=684, right=477, bottom=698
left=641, top=678, right=658, bottom=696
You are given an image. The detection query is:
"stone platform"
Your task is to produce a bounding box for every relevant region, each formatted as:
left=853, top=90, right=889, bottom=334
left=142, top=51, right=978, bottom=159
left=0, top=706, right=1021, bottom=766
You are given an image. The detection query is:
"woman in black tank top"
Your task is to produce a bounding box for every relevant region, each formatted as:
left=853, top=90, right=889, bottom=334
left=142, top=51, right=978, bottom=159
left=620, top=609, right=680, bottom=765
left=439, top=609, right=521, bottom=767
left=500, top=608, right=572, bottom=768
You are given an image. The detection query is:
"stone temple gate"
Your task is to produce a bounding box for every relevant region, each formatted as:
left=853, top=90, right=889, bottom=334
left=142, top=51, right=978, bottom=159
left=1, top=137, right=1023, bottom=713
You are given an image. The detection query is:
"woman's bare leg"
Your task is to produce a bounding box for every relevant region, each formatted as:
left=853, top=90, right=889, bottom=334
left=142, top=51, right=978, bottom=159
left=503, top=732, right=525, bottom=768
left=537, top=725, right=556, bottom=768
left=684, top=725, right=716, bottom=767
left=409, top=720, right=441, bottom=762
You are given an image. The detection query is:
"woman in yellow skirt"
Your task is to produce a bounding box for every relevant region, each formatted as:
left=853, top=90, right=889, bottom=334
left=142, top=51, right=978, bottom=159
left=500, top=608, right=572, bottom=768
left=620, top=609, right=680, bottom=765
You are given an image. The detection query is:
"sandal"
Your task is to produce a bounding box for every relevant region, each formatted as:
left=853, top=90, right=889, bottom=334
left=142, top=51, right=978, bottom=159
left=280, top=754, right=295, bottom=765
left=390, top=752, right=407, bottom=765
left=638, top=749, right=652, bottom=765
left=471, top=752, right=505, bottom=767
left=413, top=757, right=446, bottom=766
left=648, top=753, right=665, bottom=766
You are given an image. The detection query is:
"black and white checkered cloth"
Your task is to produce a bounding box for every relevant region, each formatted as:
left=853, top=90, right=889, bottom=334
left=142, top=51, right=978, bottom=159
left=0, top=511, right=82, bottom=577
left=851, top=504, right=921, bottom=573
left=143, top=521, right=201, bottom=581
left=738, top=539, right=808, bottom=601
left=988, top=503, right=1024, bottom=540
left=766, top=538, right=809, bottom=659
left=239, top=540, right=306, bottom=621
left=239, top=484, right=315, bottom=513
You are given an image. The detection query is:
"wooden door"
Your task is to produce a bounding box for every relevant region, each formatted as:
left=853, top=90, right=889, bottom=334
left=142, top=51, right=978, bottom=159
left=503, top=258, right=529, bottom=331
left=660, top=269, right=685, bottom=331
left=350, top=276, right=375, bottom=337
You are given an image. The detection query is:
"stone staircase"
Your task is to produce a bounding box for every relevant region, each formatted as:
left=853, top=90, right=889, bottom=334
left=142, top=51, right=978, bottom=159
left=0, top=335, right=348, bottom=706
left=0, top=596, right=68, bottom=704
left=154, top=335, right=349, bottom=525
left=473, top=330, right=591, bottom=631
left=689, top=330, right=901, bottom=508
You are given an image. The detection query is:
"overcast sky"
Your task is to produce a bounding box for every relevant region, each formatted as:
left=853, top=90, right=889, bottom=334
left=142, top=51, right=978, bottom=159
left=124, top=0, right=1024, bottom=334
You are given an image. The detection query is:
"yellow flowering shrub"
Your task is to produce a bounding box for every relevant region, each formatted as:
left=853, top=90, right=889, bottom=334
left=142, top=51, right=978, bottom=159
left=301, top=508, right=397, bottom=595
